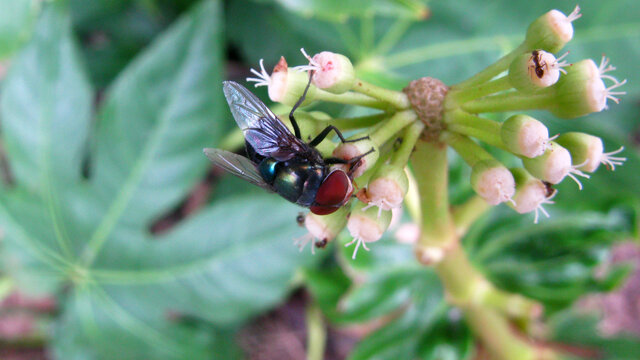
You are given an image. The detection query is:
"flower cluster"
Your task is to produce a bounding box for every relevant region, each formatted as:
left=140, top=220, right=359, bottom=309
left=247, top=5, right=626, bottom=258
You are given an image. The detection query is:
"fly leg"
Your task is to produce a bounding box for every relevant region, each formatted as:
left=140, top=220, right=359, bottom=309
left=324, top=147, right=375, bottom=177
left=289, top=70, right=315, bottom=140
left=308, top=125, right=370, bottom=147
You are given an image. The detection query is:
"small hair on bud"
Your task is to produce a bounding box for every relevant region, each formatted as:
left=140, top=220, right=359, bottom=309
left=294, top=49, right=356, bottom=94
left=501, top=115, right=550, bottom=158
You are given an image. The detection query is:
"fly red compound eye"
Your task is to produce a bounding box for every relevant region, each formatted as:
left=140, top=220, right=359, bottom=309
left=310, top=170, right=353, bottom=215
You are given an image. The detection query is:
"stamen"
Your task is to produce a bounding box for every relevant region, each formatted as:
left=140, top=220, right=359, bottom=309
left=566, top=159, right=591, bottom=190
left=293, top=233, right=315, bottom=254
left=567, top=5, right=582, bottom=22
left=293, top=48, right=322, bottom=72
left=552, top=52, right=571, bottom=74
left=604, top=79, right=627, bottom=104
left=345, top=237, right=370, bottom=259
left=246, top=59, right=271, bottom=87
left=545, top=134, right=559, bottom=150
left=533, top=196, right=554, bottom=224
left=601, top=146, right=626, bottom=171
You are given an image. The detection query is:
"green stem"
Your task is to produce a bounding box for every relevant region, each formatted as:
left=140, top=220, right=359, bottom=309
left=370, top=110, right=417, bottom=147
left=326, top=112, right=390, bottom=131
left=314, top=89, right=393, bottom=110
left=441, top=131, right=493, bottom=167
left=481, top=286, right=543, bottom=320
left=461, top=91, right=553, bottom=114
left=463, top=305, right=540, bottom=360
left=454, top=42, right=528, bottom=89
left=452, top=195, right=490, bottom=235
left=450, top=76, right=513, bottom=103
left=374, top=18, right=413, bottom=55
left=411, top=141, right=454, bottom=248
left=305, top=302, right=326, bottom=360
left=412, top=139, right=557, bottom=360
left=391, top=121, right=425, bottom=166
left=445, top=110, right=504, bottom=149
left=352, top=79, right=411, bottom=109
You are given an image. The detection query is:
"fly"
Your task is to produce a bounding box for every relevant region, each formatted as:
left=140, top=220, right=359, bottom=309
left=204, top=72, right=372, bottom=215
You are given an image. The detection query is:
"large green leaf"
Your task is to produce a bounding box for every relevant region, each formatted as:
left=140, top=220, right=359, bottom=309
left=1, top=2, right=92, bottom=192
left=0, top=1, right=318, bottom=358
left=52, top=195, right=315, bottom=359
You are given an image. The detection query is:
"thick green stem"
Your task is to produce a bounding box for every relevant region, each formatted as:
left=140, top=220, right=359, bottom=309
left=450, top=76, right=513, bottom=103
left=413, top=138, right=555, bottom=360
left=411, top=141, right=455, bottom=248
left=305, top=302, right=326, bottom=360
left=352, top=79, right=411, bottom=109
left=445, top=110, right=505, bottom=149
left=464, top=305, right=540, bottom=360
left=461, top=91, right=553, bottom=114
left=454, top=42, right=528, bottom=89
left=314, top=89, right=392, bottom=110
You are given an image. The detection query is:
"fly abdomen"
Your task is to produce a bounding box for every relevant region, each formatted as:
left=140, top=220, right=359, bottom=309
left=272, top=162, right=324, bottom=206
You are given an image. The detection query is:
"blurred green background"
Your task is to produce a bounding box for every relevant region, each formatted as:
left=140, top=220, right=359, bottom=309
left=0, top=0, right=638, bottom=359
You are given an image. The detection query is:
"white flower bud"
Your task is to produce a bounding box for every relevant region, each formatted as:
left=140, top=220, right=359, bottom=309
left=522, top=142, right=590, bottom=189
left=295, top=207, right=348, bottom=253
left=332, top=137, right=378, bottom=178
left=501, top=115, right=550, bottom=158
left=508, top=50, right=569, bottom=93
left=525, top=6, right=581, bottom=52
left=345, top=202, right=392, bottom=259
left=555, top=132, right=627, bottom=173
left=470, top=160, right=516, bottom=205
left=509, top=168, right=556, bottom=224
left=295, top=49, right=356, bottom=94
left=356, top=165, right=408, bottom=215
left=247, top=57, right=317, bottom=106
left=550, top=58, right=626, bottom=119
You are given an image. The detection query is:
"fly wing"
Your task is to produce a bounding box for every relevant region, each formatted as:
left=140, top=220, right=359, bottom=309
left=222, top=81, right=306, bottom=161
left=223, top=81, right=278, bottom=131
left=203, top=148, right=273, bottom=192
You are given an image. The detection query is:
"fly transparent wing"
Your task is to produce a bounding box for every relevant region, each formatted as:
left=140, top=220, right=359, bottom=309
left=222, top=81, right=306, bottom=160
left=203, top=148, right=272, bottom=192
left=222, top=81, right=277, bottom=131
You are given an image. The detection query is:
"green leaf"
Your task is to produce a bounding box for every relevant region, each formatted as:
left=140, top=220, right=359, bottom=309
left=0, top=0, right=40, bottom=59
left=348, top=271, right=447, bottom=360
left=1, top=1, right=317, bottom=358
left=465, top=206, right=634, bottom=309
left=1, top=2, right=92, bottom=192
left=549, top=310, right=640, bottom=360
left=52, top=195, right=315, bottom=359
